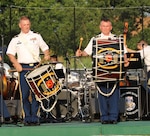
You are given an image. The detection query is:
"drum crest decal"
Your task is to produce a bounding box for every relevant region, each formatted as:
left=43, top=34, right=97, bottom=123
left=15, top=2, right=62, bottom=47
left=97, top=47, right=120, bottom=69
left=36, top=72, right=60, bottom=96
left=43, top=83, right=60, bottom=96
left=46, top=79, right=54, bottom=88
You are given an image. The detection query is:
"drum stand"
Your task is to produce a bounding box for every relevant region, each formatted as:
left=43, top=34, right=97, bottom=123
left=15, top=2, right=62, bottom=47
left=76, top=58, right=92, bottom=122
left=64, top=55, right=73, bottom=121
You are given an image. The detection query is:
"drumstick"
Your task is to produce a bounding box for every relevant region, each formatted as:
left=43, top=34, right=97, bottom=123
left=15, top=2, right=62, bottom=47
left=8, top=68, right=34, bottom=73
left=123, top=21, right=128, bottom=47
left=78, top=37, right=83, bottom=50
left=34, top=58, right=45, bottom=68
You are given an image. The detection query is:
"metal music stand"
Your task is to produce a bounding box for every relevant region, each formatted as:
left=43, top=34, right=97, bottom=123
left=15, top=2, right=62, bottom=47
left=126, top=52, right=143, bottom=69
left=54, top=69, right=65, bottom=79
left=64, top=55, right=73, bottom=121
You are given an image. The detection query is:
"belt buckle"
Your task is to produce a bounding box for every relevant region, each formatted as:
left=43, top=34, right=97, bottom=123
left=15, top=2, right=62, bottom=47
left=29, top=63, right=34, bottom=66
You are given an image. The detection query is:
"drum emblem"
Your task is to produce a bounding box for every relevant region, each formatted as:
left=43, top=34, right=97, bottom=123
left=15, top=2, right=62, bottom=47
left=97, top=47, right=120, bottom=69
left=46, top=79, right=54, bottom=88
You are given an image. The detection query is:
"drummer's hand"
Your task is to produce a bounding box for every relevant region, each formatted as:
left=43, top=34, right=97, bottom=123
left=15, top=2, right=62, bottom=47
left=43, top=49, right=50, bottom=61
left=124, top=54, right=129, bottom=67
left=44, top=55, right=50, bottom=61
left=13, top=63, right=22, bottom=72
left=76, top=49, right=82, bottom=57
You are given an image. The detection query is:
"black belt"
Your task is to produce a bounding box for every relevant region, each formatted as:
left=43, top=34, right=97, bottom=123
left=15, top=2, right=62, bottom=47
left=20, top=63, right=38, bottom=66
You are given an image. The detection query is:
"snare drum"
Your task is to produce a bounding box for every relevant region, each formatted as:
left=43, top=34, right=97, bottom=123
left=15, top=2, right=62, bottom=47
left=92, top=35, right=125, bottom=82
left=25, top=65, right=61, bottom=112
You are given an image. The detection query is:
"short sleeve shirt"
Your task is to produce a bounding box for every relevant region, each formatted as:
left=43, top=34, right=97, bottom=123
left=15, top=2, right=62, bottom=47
left=6, top=30, right=49, bottom=63
left=84, top=33, right=127, bottom=56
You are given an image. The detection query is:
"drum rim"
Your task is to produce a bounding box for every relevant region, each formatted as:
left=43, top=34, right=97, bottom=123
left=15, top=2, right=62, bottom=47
left=26, top=65, right=50, bottom=78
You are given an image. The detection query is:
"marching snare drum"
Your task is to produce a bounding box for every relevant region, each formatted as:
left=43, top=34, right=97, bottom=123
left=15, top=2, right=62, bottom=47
left=92, top=35, right=125, bottom=82
left=25, top=64, right=61, bottom=112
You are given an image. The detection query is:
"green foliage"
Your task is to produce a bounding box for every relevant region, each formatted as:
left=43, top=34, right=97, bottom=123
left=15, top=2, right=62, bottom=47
left=1, top=0, right=150, bottom=68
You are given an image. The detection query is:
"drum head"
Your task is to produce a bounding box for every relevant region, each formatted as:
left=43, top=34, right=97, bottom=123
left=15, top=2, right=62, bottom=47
left=26, top=65, right=50, bottom=78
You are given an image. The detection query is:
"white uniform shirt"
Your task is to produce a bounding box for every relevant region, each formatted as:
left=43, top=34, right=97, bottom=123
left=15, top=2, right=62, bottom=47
left=84, top=33, right=127, bottom=55
left=6, top=30, right=49, bottom=64
left=138, top=45, right=150, bottom=71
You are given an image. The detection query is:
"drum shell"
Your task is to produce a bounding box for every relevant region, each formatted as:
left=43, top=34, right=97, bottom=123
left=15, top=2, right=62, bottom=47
left=92, top=36, right=125, bottom=82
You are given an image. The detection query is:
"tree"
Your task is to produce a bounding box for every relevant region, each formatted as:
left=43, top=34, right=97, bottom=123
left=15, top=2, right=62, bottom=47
left=1, top=0, right=150, bottom=68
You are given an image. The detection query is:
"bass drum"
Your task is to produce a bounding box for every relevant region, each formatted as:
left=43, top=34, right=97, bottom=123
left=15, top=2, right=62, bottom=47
left=51, top=89, right=78, bottom=120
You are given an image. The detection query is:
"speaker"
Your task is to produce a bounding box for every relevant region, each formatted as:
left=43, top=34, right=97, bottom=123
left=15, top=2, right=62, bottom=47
left=119, top=86, right=143, bottom=120
left=4, top=100, right=22, bottom=118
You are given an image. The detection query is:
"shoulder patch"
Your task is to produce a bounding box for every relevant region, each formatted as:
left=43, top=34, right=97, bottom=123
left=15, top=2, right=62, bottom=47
left=95, top=34, right=101, bottom=38
left=13, top=35, right=19, bottom=38
left=33, top=31, right=40, bottom=34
